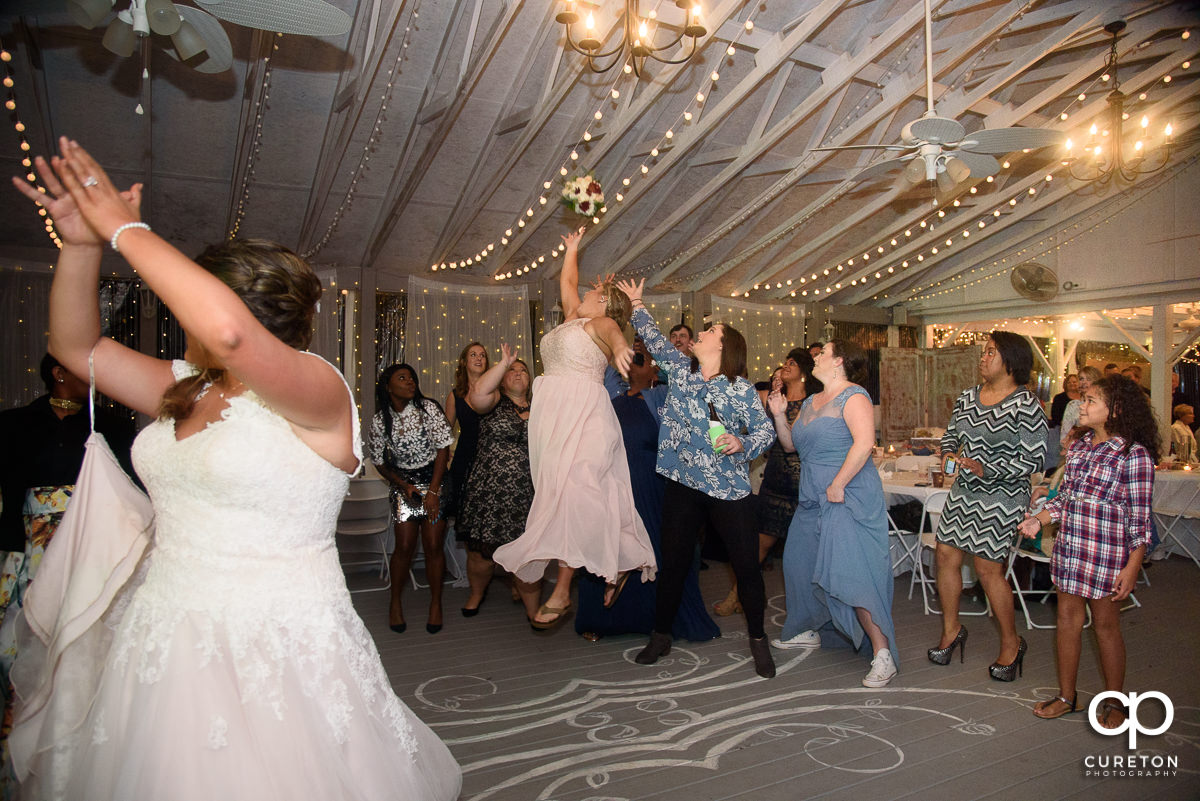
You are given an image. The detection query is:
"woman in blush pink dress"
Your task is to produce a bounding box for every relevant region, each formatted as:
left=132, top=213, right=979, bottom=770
left=493, top=227, right=656, bottom=629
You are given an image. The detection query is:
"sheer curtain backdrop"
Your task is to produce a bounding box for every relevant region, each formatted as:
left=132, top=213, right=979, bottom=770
left=640, top=293, right=683, bottom=341
left=708, top=296, right=807, bottom=383
left=0, top=269, right=53, bottom=409
left=403, top=276, right=534, bottom=405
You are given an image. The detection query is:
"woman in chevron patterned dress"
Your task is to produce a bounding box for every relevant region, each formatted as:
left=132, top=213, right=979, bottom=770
left=928, top=332, right=1047, bottom=681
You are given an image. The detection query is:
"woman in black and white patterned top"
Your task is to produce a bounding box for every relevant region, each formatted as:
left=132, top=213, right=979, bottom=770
left=369, top=363, right=453, bottom=635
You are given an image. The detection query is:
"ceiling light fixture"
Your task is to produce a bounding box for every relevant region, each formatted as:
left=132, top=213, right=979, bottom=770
left=556, top=1, right=707, bottom=78
left=1063, top=21, right=1173, bottom=185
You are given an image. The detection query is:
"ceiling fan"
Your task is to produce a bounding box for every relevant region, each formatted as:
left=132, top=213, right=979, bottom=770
left=65, top=0, right=351, bottom=73
left=813, top=0, right=1064, bottom=194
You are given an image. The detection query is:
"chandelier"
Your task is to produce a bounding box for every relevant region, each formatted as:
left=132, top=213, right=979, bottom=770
left=556, top=1, right=707, bottom=77
left=1063, top=20, right=1173, bottom=185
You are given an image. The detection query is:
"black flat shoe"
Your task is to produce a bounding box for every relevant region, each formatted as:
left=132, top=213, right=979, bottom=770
left=389, top=622, right=407, bottom=634
left=989, top=636, right=1027, bottom=682
left=927, top=625, right=968, bottom=665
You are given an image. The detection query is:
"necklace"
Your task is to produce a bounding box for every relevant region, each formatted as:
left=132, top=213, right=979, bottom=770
left=49, top=397, right=84, bottom=412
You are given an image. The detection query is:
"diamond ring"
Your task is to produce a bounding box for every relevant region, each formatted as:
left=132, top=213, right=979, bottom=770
left=83, top=176, right=99, bottom=188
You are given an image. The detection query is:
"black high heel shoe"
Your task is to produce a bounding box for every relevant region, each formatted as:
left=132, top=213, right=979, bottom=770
left=989, top=636, right=1027, bottom=681
left=927, top=625, right=968, bottom=665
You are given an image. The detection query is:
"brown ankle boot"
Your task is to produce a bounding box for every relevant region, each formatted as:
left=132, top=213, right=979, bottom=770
left=635, top=632, right=672, bottom=665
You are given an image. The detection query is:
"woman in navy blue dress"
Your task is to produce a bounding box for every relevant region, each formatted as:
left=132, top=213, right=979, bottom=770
left=575, top=349, right=720, bottom=642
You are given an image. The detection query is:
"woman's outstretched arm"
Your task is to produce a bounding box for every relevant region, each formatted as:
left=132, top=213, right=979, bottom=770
left=559, top=226, right=584, bottom=320
left=49, top=139, right=350, bottom=453
left=14, top=154, right=173, bottom=415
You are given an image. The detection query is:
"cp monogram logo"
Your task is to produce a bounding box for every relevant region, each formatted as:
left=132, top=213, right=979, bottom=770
left=1089, top=691, right=1174, bottom=749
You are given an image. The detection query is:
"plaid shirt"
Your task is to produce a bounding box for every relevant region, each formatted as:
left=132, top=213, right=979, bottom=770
left=1043, top=431, right=1153, bottom=598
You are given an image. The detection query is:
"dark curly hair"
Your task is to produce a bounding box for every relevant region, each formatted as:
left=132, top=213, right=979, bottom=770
left=785, top=346, right=823, bottom=394
left=159, top=239, right=323, bottom=420
left=1094, top=375, right=1161, bottom=462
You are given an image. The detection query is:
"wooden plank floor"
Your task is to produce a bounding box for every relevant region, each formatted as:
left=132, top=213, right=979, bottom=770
left=352, top=555, right=1200, bottom=801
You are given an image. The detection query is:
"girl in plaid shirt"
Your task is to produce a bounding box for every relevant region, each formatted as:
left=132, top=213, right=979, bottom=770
left=1017, top=375, right=1161, bottom=729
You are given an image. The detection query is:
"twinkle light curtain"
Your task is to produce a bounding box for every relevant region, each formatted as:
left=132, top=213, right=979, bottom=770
left=404, top=276, right=533, bottom=405
left=640, top=293, right=683, bottom=339
left=708, top=296, right=807, bottom=384
left=1, top=269, right=139, bottom=411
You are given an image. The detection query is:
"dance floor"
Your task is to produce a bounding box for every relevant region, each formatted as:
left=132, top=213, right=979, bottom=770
left=354, top=557, right=1200, bottom=801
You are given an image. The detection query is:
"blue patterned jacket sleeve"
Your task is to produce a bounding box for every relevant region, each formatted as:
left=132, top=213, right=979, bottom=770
left=717, top=378, right=775, bottom=462
left=633, top=307, right=690, bottom=382
left=981, top=391, right=1047, bottom=481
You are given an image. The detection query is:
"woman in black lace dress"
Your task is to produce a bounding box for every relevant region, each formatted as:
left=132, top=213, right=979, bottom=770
left=455, top=344, right=537, bottom=620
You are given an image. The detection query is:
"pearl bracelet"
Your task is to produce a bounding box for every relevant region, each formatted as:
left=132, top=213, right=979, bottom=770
left=110, top=222, right=152, bottom=253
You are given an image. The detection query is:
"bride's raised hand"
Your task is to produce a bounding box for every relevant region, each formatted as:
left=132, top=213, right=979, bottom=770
left=560, top=226, right=586, bottom=250
left=615, top=278, right=644, bottom=303
left=52, top=137, right=143, bottom=242
left=12, top=150, right=141, bottom=247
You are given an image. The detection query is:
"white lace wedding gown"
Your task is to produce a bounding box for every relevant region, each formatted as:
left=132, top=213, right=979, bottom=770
left=14, top=360, right=461, bottom=801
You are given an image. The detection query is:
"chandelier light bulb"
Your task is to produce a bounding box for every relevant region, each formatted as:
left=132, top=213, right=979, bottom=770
left=1089, top=123, right=1098, bottom=136
left=638, top=20, right=648, bottom=39
left=1164, top=123, right=1173, bottom=137
left=1134, top=140, right=1143, bottom=152
left=1064, top=137, right=1073, bottom=151
left=585, top=12, right=595, bottom=31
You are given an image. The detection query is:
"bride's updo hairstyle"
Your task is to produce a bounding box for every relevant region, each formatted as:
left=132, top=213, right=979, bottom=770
left=829, top=339, right=869, bottom=385
left=159, top=239, right=323, bottom=420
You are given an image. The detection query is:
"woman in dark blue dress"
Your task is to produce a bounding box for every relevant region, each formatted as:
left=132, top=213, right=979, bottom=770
left=575, top=347, right=720, bottom=642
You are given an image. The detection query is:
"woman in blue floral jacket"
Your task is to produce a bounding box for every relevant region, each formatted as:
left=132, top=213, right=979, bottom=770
left=617, top=280, right=778, bottom=678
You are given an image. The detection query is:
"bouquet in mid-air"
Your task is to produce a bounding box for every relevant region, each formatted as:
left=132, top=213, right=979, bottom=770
left=561, top=174, right=604, bottom=217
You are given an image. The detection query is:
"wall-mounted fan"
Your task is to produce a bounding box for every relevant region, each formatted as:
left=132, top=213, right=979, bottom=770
left=812, top=0, right=1064, bottom=194
left=1010, top=262, right=1059, bottom=302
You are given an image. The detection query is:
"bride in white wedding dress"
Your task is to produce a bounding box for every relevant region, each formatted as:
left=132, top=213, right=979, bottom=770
left=9, top=138, right=462, bottom=801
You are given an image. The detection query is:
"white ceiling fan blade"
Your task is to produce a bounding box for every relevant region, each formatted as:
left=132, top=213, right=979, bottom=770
left=164, top=6, right=233, bottom=73
left=812, top=144, right=914, bottom=152
left=907, top=116, right=966, bottom=145
left=202, top=0, right=351, bottom=37
left=956, top=127, right=1065, bottom=154
left=850, top=157, right=913, bottom=183
left=953, top=150, right=1000, bottom=178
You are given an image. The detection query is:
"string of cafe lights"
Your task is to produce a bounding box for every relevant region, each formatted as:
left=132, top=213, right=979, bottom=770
left=3, top=47, right=62, bottom=249
left=694, top=1, right=1039, bottom=296
left=302, top=0, right=424, bottom=259
left=761, top=31, right=1195, bottom=304
left=653, top=20, right=930, bottom=287
left=227, top=33, right=282, bottom=240
left=480, top=1, right=767, bottom=282
left=905, top=152, right=1199, bottom=302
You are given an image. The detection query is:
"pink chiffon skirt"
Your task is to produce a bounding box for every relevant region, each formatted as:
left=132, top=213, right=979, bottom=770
left=494, top=374, right=656, bottom=585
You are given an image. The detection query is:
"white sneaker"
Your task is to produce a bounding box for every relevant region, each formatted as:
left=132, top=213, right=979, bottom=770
left=770, top=630, right=821, bottom=650
left=862, top=648, right=897, bottom=688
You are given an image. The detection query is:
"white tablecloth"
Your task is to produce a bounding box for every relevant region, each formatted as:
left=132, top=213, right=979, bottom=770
left=1153, top=470, right=1200, bottom=561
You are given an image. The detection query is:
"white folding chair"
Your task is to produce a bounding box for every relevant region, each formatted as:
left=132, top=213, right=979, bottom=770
left=1153, top=479, right=1200, bottom=569
left=336, top=477, right=392, bottom=593
left=886, top=509, right=921, bottom=576
left=910, top=491, right=993, bottom=617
